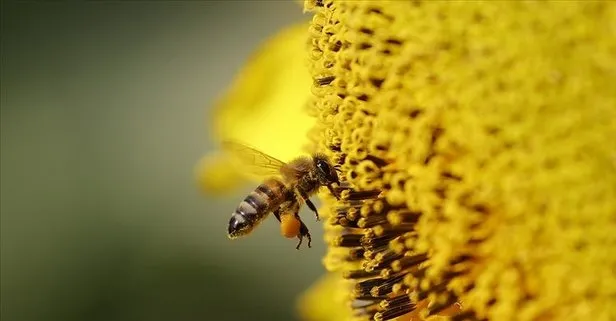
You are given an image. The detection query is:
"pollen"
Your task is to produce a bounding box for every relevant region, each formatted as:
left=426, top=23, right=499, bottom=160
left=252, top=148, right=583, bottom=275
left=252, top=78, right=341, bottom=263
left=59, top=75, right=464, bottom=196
left=281, top=213, right=301, bottom=239
left=304, top=1, right=616, bottom=321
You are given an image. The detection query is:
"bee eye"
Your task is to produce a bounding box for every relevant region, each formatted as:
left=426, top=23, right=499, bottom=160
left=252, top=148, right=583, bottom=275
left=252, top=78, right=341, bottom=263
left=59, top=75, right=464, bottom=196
left=316, top=159, right=330, bottom=174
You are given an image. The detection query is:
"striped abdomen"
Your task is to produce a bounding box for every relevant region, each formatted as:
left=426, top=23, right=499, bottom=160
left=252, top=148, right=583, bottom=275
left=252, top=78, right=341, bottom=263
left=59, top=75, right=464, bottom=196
left=227, top=178, right=287, bottom=238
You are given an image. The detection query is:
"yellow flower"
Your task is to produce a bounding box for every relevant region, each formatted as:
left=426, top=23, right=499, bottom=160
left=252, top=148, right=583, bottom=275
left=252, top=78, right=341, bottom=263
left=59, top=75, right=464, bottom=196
left=200, top=1, right=616, bottom=321
left=196, top=22, right=315, bottom=193
left=298, top=273, right=354, bottom=321
left=303, top=1, right=616, bottom=321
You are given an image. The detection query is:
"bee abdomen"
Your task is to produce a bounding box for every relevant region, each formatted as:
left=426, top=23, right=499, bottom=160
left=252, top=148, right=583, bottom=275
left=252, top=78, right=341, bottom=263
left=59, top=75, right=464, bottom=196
left=241, top=191, right=268, bottom=216
left=256, top=179, right=286, bottom=206
left=228, top=193, right=267, bottom=238
left=228, top=178, right=287, bottom=239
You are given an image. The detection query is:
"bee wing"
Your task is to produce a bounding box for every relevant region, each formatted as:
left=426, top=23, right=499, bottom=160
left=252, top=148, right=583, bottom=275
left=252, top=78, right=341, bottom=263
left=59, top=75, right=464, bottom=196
left=221, top=140, right=287, bottom=178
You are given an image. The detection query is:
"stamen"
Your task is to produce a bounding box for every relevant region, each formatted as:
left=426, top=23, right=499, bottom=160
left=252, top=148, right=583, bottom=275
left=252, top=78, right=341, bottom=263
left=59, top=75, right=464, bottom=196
left=353, top=279, right=381, bottom=298
left=348, top=248, right=366, bottom=260
left=379, top=294, right=412, bottom=311
left=354, top=295, right=388, bottom=302
left=387, top=210, right=420, bottom=225
left=333, top=233, right=365, bottom=247
left=362, top=245, right=389, bottom=260
left=344, top=269, right=381, bottom=280
left=365, top=250, right=404, bottom=271
left=374, top=299, right=415, bottom=321
left=369, top=273, right=405, bottom=296
left=344, top=189, right=382, bottom=201
left=391, top=253, right=428, bottom=272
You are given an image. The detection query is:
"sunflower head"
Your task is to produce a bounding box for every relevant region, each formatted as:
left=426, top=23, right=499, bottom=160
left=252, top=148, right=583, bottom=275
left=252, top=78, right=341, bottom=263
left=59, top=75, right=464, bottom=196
left=199, top=1, right=616, bottom=320
left=301, top=1, right=616, bottom=321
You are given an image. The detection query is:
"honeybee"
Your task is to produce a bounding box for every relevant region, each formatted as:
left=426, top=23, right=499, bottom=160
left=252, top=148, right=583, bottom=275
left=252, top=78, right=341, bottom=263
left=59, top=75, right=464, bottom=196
left=224, top=141, right=341, bottom=249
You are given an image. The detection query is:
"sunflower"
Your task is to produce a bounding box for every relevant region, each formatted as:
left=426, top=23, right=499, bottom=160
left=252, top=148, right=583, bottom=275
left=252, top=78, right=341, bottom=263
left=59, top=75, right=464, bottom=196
left=198, top=1, right=616, bottom=321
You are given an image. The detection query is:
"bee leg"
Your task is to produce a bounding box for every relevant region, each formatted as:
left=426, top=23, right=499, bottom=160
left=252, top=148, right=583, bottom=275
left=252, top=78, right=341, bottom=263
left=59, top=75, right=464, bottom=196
left=296, top=219, right=312, bottom=250
left=272, top=209, right=282, bottom=222
left=297, top=190, right=320, bottom=221
left=295, top=236, right=303, bottom=250
left=327, top=184, right=341, bottom=200
left=305, top=198, right=320, bottom=221
left=293, top=209, right=312, bottom=250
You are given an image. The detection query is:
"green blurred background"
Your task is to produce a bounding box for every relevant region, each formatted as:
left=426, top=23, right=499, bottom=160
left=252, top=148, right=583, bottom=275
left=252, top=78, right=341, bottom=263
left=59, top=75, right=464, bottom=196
left=1, top=2, right=325, bottom=321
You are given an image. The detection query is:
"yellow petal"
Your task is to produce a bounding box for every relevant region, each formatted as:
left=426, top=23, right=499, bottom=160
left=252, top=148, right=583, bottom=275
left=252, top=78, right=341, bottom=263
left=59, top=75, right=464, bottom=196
left=195, top=152, right=246, bottom=195
left=197, top=22, right=315, bottom=194
left=297, top=273, right=353, bottom=321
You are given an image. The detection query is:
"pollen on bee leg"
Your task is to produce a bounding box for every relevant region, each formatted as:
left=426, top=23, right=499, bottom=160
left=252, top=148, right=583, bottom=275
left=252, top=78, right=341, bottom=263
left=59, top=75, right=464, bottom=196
left=280, top=213, right=301, bottom=238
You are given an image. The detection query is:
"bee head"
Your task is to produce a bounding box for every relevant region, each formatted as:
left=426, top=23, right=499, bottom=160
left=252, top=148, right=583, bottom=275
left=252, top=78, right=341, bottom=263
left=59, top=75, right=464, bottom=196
left=228, top=214, right=252, bottom=239
left=313, top=154, right=341, bottom=188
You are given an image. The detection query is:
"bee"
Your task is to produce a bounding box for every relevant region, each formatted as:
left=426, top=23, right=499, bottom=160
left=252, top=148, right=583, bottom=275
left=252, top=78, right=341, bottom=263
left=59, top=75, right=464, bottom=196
left=224, top=141, right=341, bottom=249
